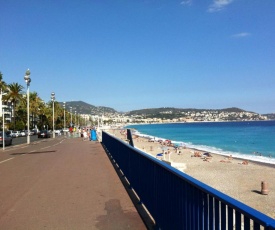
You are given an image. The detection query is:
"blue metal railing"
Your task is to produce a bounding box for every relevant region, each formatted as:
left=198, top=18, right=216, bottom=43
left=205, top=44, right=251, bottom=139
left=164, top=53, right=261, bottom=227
left=102, top=131, right=275, bottom=230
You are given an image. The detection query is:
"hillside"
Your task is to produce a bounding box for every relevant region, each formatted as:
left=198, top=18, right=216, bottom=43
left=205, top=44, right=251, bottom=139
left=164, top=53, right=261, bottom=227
left=126, top=107, right=265, bottom=121
left=59, top=101, right=117, bottom=115
left=57, top=102, right=268, bottom=122
left=127, top=107, right=247, bottom=116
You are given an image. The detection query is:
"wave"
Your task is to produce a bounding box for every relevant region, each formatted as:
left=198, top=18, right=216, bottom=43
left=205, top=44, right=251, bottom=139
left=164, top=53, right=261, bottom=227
left=133, top=130, right=275, bottom=165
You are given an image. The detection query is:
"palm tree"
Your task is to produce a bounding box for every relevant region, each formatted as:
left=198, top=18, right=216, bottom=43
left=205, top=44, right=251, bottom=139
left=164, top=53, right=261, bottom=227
left=0, top=72, right=7, bottom=92
left=0, top=72, right=8, bottom=127
left=29, top=91, right=43, bottom=129
left=0, top=72, right=8, bottom=104
left=37, top=101, right=49, bottom=130
left=5, top=82, right=24, bottom=129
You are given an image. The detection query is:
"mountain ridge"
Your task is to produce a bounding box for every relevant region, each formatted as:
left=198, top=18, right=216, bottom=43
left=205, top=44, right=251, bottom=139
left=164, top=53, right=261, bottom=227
left=59, top=101, right=117, bottom=115
left=58, top=101, right=272, bottom=118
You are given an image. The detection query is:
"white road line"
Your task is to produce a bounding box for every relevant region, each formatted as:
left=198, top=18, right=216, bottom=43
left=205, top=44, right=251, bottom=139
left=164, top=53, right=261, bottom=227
left=41, top=146, right=51, bottom=149
left=0, top=157, right=14, bottom=164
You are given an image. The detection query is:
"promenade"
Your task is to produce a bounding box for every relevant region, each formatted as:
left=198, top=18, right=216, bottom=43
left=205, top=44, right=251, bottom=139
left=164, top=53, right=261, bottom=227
left=0, top=136, right=148, bottom=230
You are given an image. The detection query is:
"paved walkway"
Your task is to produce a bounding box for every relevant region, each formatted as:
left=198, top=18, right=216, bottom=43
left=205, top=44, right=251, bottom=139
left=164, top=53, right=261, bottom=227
left=0, top=137, right=149, bottom=229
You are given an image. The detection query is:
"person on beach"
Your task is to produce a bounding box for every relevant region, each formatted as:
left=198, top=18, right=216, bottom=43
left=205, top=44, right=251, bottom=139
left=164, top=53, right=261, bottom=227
left=220, top=159, right=231, bottom=163
left=82, top=129, right=88, bottom=141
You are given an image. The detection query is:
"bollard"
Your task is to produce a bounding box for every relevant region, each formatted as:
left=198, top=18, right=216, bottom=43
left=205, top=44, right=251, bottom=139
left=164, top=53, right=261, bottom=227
left=261, top=181, right=269, bottom=195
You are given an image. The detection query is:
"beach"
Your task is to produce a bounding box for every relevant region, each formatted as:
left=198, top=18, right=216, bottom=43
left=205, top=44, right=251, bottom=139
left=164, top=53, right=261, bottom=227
left=107, top=129, right=275, bottom=219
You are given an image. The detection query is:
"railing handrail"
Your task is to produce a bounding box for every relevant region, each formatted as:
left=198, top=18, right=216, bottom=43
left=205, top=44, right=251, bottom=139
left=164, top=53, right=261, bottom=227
left=102, top=131, right=275, bottom=229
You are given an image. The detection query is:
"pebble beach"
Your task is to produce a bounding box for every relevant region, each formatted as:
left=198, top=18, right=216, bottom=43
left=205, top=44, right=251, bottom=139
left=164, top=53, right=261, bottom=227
left=108, top=129, right=275, bottom=219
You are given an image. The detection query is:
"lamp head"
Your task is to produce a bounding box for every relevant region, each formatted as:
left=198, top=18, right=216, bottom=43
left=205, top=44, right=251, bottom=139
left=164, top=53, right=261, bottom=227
left=24, top=69, right=31, bottom=84
left=25, top=69, right=31, bottom=76
left=51, top=92, right=55, bottom=101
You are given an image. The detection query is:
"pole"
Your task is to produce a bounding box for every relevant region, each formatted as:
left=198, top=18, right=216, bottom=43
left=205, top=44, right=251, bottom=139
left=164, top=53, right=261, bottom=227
left=63, top=102, right=66, bottom=130
left=0, top=89, right=2, bottom=118
left=2, top=108, right=5, bottom=150
left=70, top=107, right=72, bottom=126
left=53, top=100, right=55, bottom=138
left=75, top=111, right=76, bottom=126
left=24, top=69, right=31, bottom=144
left=27, top=84, right=30, bottom=144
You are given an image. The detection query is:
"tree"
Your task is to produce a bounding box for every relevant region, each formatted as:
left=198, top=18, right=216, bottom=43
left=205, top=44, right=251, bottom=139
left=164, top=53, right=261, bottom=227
left=0, top=71, right=8, bottom=128
left=0, top=72, right=7, bottom=93
left=37, top=101, right=50, bottom=130
left=29, top=92, right=43, bottom=129
left=5, top=82, right=24, bottom=129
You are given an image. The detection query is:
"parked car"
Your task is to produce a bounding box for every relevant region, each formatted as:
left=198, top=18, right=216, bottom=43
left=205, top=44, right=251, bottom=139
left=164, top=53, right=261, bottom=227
left=25, top=130, right=34, bottom=136
left=0, top=132, right=13, bottom=146
left=62, top=128, right=69, bottom=133
left=11, top=131, right=20, bottom=138
left=31, top=129, right=39, bottom=135
left=54, top=130, right=62, bottom=135
left=6, top=130, right=12, bottom=136
left=20, top=131, right=26, bottom=136
left=37, top=130, right=51, bottom=138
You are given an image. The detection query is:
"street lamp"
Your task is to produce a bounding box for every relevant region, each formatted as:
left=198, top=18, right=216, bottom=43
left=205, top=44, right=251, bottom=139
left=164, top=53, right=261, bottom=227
left=75, top=111, right=76, bottom=127
left=51, top=92, right=55, bottom=138
left=1, top=81, right=7, bottom=150
left=63, top=102, right=66, bottom=130
left=2, top=107, right=5, bottom=150
left=24, top=69, right=31, bottom=144
left=70, top=107, right=72, bottom=126
left=78, top=114, right=80, bottom=127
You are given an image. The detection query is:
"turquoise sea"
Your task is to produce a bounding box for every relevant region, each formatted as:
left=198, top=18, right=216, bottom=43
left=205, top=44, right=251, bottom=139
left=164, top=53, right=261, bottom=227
left=127, top=121, right=275, bottom=164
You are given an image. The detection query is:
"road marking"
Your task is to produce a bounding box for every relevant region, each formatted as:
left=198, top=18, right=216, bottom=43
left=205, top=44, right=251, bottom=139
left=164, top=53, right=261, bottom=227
left=41, top=146, right=51, bottom=150
left=0, top=157, right=14, bottom=164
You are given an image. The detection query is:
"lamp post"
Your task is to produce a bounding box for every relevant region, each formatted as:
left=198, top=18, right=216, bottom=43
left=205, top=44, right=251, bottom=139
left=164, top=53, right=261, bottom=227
left=63, top=102, right=66, bottom=130
left=51, top=92, right=55, bottom=138
left=2, top=108, right=5, bottom=150
left=24, top=69, right=31, bottom=144
left=1, top=85, right=7, bottom=150
left=70, top=107, right=72, bottom=126
left=75, top=111, right=76, bottom=127
left=78, top=114, right=80, bottom=127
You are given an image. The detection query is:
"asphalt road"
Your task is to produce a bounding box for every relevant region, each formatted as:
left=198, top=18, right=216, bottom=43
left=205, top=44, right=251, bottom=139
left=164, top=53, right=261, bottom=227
left=0, top=137, right=147, bottom=230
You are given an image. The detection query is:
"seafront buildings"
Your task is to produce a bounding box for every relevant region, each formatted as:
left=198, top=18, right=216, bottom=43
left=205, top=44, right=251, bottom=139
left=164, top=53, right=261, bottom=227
left=89, top=109, right=268, bottom=126
left=2, top=99, right=268, bottom=129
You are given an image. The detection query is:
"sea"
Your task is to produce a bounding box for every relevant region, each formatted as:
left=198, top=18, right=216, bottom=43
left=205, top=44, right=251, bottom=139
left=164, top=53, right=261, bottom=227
left=126, top=120, right=275, bottom=165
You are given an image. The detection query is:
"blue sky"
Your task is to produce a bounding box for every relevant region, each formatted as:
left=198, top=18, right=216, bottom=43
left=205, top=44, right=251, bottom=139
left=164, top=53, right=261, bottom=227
left=1, top=0, right=275, bottom=114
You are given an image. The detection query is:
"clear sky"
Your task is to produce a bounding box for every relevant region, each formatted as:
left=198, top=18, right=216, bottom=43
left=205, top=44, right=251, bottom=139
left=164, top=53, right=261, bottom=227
left=1, top=0, right=275, bottom=114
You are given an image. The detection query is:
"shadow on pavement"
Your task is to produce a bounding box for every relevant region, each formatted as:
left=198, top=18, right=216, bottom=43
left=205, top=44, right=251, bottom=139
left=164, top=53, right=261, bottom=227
left=10, top=150, right=56, bottom=155
left=101, top=143, right=155, bottom=230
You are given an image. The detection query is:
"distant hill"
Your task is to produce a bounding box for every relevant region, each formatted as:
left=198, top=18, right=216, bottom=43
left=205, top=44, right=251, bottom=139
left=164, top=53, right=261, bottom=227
left=127, top=107, right=247, bottom=116
left=125, top=107, right=263, bottom=120
left=57, top=102, right=267, bottom=121
left=59, top=101, right=117, bottom=115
